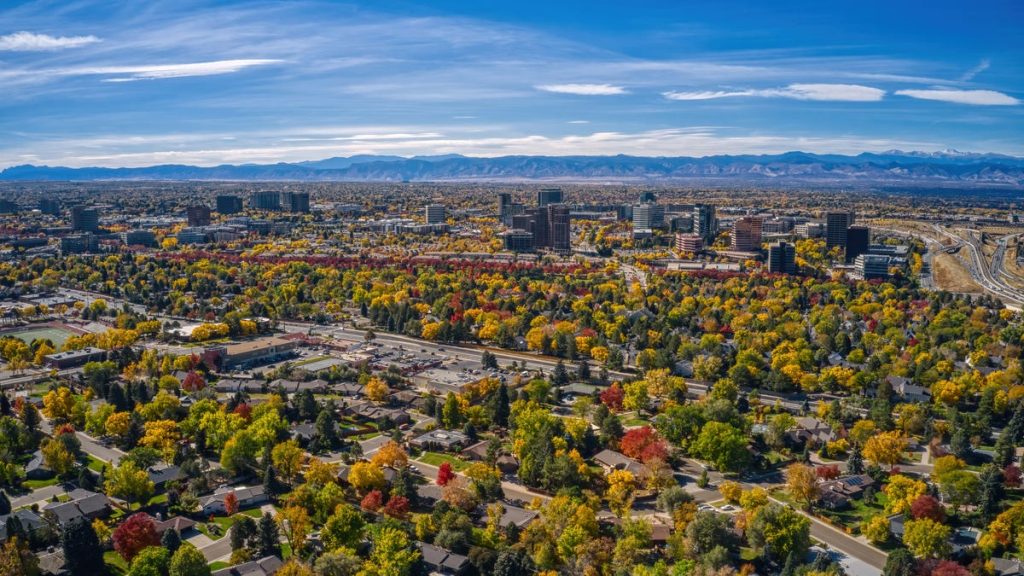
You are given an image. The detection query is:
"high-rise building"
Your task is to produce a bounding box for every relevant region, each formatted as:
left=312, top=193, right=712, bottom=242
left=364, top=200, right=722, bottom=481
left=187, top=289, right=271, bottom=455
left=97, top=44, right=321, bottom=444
left=284, top=192, right=310, bottom=213
left=71, top=206, right=100, bottom=232
left=855, top=254, right=892, bottom=279
left=187, top=205, right=212, bottom=227
left=39, top=198, right=60, bottom=216
left=251, top=191, right=281, bottom=211
left=633, top=203, right=665, bottom=230
left=531, top=207, right=550, bottom=248
left=498, top=192, right=512, bottom=220
left=547, top=204, right=571, bottom=252
left=826, top=211, right=855, bottom=250
left=846, top=226, right=870, bottom=263
left=675, top=233, right=703, bottom=253
left=768, top=242, right=797, bottom=274
left=731, top=216, right=764, bottom=251
left=639, top=191, right=657, bottom=203
left=537, top=188, right=564, bottom=207
left=425, top=204, right=446, bottom=225
left=693, top=204, right=718, bottom=243
left=501, top=230, right=534, bottom=252
left=216, top=195, right=243, bottom=214
left=60, top=233, right=98, bottom=254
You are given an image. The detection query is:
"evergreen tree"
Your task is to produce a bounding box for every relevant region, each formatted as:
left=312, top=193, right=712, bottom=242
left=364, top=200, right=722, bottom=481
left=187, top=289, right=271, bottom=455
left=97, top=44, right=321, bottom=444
left=847, top=446, right=865, bottom=475
left=481, top=351, right=498, bottom=370
left=553, top=360, right=569, bottom=386
left=161, top=527, right=182, bottom=555
left=950, top=428, right=972, bottom=460
left=231, top=516, right=257, bottom=552
left=256, top=512, right=280, bottom=558
left=493, top=548, right=535, bottom=576
left=263, top=465, right=280, bottom=497
left=0, top=393, right=10, bottom=416
left=780, top=550, right=800, bottom=576
left=493, top=383, right=510, bottom=428
left=882, top=549, right=916, bottom=576
left=995, top=433, right=1016, bottom=468
left=316, top=405, right=339, bottom=449
left=0, top=490, right=9, bottom=515
left=76, top=467, right=96, bottom=491
left=61, top=517, right=105, bottom=576
left=980, top=463, right=1005, bottom=520
left=1009, top=402, right=1024, bottom=444
left=577, top=361, right=591, bottom=382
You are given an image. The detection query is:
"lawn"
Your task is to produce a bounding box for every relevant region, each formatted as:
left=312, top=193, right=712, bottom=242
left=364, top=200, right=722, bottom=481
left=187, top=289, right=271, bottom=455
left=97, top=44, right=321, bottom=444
left=199, top=509, right=265, bottom=539
left=87, top=455, right=109, bottom=473
left=23, top=477, right=60, bottom=490
left=417, top=452, right=469, bottom=471
left=820, top=493, right=887, bottom=533
left=104, top=550, right=128, bottom=575
left=209, top=562, right=230, bottom=571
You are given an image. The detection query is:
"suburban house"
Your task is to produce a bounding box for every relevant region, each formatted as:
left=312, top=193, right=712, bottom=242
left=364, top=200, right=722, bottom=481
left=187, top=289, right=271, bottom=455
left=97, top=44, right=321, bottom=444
left=200, top=485, right=269, bottom=516
left=410, top=429, right=471, bottom=452
left=416, top=541, right=469, bottom=575
left=887, top=375, right=931, bottom=403
left=211, top=556, right=284, bottom=576
left=147, top=462, right=185, bottom=488
left=593, top=449, right=645, bottom=476
left=497, top=505, right=538, bottom=529
left=816, top=474, right=876, bottom=509
left=0, top=509, right=47, bottom=540
left=42, top=489, right=111, bottom=528
left=25, top=449, right=53, bottom=480
left=788, top=417, right=837, bottom=446
left=992, top=558, right=1024, bottom=576
left=154, top=515, right=198, bottom=538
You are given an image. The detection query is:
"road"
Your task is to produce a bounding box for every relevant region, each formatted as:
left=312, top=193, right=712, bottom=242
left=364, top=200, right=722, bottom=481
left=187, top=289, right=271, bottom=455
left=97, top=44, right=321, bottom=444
left=936, top=226, right=1024, bottom=307
left=40, top=417, right=126, bottom=467
left=11, top=484, right=66, bottom=509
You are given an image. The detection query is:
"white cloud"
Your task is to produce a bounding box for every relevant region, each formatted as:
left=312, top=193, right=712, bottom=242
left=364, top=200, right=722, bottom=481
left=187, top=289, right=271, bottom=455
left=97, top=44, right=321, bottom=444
left=664, top=83, right=885, bottom=102
left=567, top=120, right=590, bottom=124
left=88, top=59, right=283, bottom=81
left=535, top=83, right=627, bottom=95
left=895, top=88, right=1018, bottom=106
left=0, top=31, right=100, bottom=51
left=960, top=59, right=990, bottom=82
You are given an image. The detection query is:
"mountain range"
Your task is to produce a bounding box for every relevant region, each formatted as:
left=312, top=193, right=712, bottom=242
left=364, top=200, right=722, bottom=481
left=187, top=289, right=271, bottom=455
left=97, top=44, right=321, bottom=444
left=3, top=150, right=1024, bottom=187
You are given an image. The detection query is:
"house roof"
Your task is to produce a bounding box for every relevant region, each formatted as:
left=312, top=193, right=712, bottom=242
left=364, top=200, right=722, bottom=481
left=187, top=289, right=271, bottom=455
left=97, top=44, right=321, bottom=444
left=211, top=556, right=284, bottom=576
left=499, top=505, right=538, bottom=528
left=154, top=516, right=197, bottom=534
left=416, top=542, right=469, bottom=572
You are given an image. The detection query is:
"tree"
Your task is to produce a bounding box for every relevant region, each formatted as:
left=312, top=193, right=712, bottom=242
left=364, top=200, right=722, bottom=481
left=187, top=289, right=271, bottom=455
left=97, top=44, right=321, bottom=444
left=847, top=445, right=865, bottom=475
left=106, top=461, right=155, bottom=510
left=322, top=503, right=365, bottom=552
left=365, top=378, right=389, bottom=403
left=863, top=431, right=907, bottom=470
left=747, top=503, right=810, bottom=561
left=276, top=560, right=314, bottom=576
left=862, top=514, right=891, bottom=544
left=114, top=512, right=161, bottom=562
left=685, top=511, right=737, bottom=556
left=785, top=463, right=820, bottom=510
left=61, top=516, right=105, bottom=576
left=370, top=441, right=408, bottom=469
left=360, top=490, right=384, bottom=512
left=493, top=383, right=510, bottom=427
left=938, top=470, right=980, bottom=513
left=168, top=543, right=210, bottom=576
left=600, top=383, right=624, bottom=412
left=0, top=491, right=9, bottom=516
left=0, top=537, right=39, bottom=576
left=980, top=463, right=1005, bottom=519
left=348, top=461, right=385, bottom=494
left=127, top=546, right=170, bottom=576
left=360, top=526, right=420, bottom=576
left=224, top=492, right=240, bottom=516
left=619, top=426, right=668, bottom=463
left=719, top=481, right=743, bottom=504
left=276, top=505, right=311, bottom=556
left=882, top=549, right=917, bottom=576
left=40, top=438, right=75, bottom=478
left=436, top=461, right=455, bottom=486
left=314, top=549, right=361, bottom=576
left=257, top=512, right=280, bottom=558
left=271, top=440, right=305, bottom=482
left=903, top=518, right=951, bottom=558
left=910, top=495, right=946, bottom=522
left=605, top=470, right=637, bottom=518
left=884, top=475, right=928, bottom=515
left=691, top=422, right=749, bottom=472
left=493, top=548, right=535, bottom=576
left=161, top=526, right=182, bottom=555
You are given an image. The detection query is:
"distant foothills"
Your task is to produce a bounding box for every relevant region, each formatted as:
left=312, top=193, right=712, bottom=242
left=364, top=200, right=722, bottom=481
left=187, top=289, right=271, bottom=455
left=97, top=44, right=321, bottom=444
left=3, top=150, right=1024, bottom=187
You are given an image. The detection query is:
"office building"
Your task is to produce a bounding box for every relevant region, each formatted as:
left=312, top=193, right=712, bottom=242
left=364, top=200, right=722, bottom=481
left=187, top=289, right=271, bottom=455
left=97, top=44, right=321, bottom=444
left=283, top=191, right=310, bottom=213
left=797, top=222, right=826, bottom=238
left=768, top=242, right=797, bottom=274
left=731, top=216, right=764, bottom=252
left=639, top=191, right=657, bottom=203
left=216, top=195, right=244, bottom=214
left=537, top=188, right=564, bottom=207
left=675, top=233, right=704, bottom=253
left=511, top=214, right=533, bottom=231
left=177, top=228, right=208, bottom=245
left=855, top=254, right=892, bottom=279
left=501, top=230, right=534, bottom=252
left=633, top=203, right=666, bottom=230
left=71, top=206, right=100, bottom=232
left=616, top=205, right=634, bottom=222
left=187, top=205, right=212, bottom=227
left=826, top=212, right=855, bottom=250
left=250, top=191, right=281, bottom=211
left=121, top=230, right=156, bottom=247
left=693, top=204, right=718, bottom=243
left=425, top=204, right=446, bottom=225
left=531, top=207, right=550, bottom=248
left=39, top=198, right=60, bottom=216
left=846, top=226, right=870, bottom=263
left=60, top=233, right=98, bottom=254
left=547, top=204, right=571, bottom=252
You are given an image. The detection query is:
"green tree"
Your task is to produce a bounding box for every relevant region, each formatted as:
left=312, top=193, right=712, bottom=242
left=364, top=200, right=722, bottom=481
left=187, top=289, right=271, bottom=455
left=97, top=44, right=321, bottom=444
left=61, top=517, right=105, bottom=576
left=106, top=461, right=155, bottom=510
left=747, top=503, right=811, bottom=561
left=257, top=512, right=280, bottom=558
left=882, top=549, right=917, bottom=576
left=127, top=546, right=170, bottom=576
left=322, top=504, right=365, bottom=552
left=360, top=526, right=420, bottom=576
left=690, top=422, right=749, bottom=472
left=168, top=543, right=210, bottom=576
left=902, top=518, right=951, bottom=559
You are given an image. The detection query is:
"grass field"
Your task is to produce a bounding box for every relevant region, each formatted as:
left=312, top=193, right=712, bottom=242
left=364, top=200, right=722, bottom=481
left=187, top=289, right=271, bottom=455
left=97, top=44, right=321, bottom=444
left=417, top=451, right=469, bottom=471
left=933, top=253, right=983, bottom=294
left=3, top=326, right=75, bottom=348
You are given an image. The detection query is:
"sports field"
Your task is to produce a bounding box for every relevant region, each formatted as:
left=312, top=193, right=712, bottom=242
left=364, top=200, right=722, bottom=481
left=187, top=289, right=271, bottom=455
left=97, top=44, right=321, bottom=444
left=3, top=326, right=75, bottom=348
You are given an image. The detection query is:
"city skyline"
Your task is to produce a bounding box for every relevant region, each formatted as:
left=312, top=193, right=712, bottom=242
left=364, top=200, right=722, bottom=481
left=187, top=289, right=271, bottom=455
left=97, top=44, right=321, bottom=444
left=1, top=0, right=1022, bottom=168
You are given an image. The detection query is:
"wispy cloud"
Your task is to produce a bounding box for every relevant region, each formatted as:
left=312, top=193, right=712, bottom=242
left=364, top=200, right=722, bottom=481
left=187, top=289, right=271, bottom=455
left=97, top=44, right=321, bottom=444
left=895, top=88, right=1018, bottom=106
left=0, top=31, right=100, bottom=51
left=90, top=59, right=283, bottom=81
left=567, top=120, right=590, bottom=124
left=960, top=59, right=991, bottom=82
left=536, top=83, right=627, bottom=95
left=664, top=83, right=885, bottom=102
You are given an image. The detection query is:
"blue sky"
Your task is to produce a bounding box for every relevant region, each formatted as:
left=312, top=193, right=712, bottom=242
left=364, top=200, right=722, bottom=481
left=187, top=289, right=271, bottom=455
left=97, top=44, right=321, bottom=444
left=1, top=0, right=1021, bottom=167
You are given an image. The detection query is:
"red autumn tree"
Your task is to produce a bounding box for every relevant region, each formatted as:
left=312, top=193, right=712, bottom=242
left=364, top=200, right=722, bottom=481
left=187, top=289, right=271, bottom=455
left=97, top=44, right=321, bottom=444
left=929, top=560, right=971, bottom=576
left=816, top=464, right=841, bottom=481
left=224, top=491, right=239, bottom=516
left=182, top=371, right=206, bottom=392
left=360, top=489, right=384, bottom=512
left=1005, top=465, right=1022, bottom=487
left=619, top=427, right=667, bottom=463
left=112, top=512, right=160, bottom=562
left=910, top=494, right=946, bottom=523
left=382, top=496, right=410, bottom=519
left=233, top=402, right=252, bottom=420
left=600, top=383, right=625, bottom=412
left=436, top=462, right=455, bottom=487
